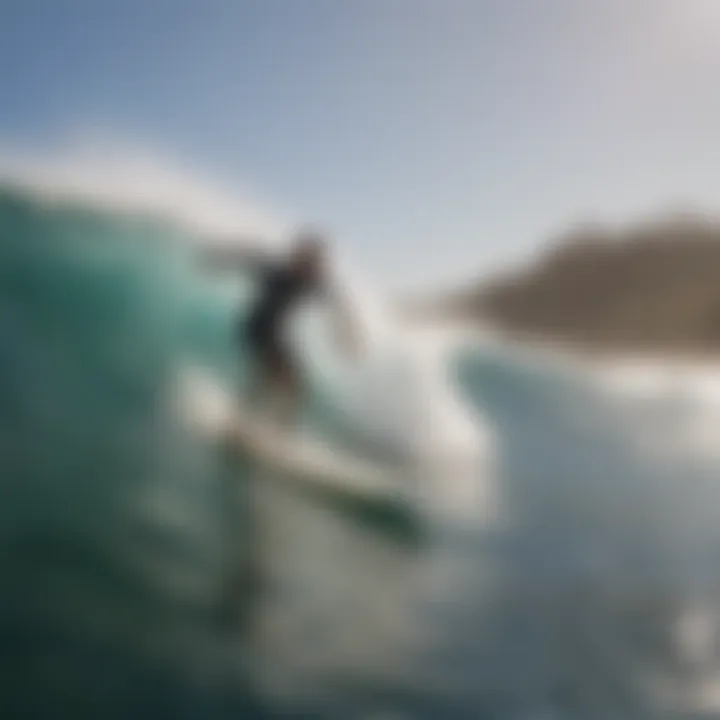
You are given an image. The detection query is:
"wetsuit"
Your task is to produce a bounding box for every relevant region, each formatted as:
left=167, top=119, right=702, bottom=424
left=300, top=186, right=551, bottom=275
left=242, top=263, right=323, bottom=376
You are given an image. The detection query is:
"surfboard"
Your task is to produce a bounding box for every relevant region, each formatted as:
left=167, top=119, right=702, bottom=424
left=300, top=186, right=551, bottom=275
left=228, top=401, right=396, bottom=494
left=176, top=367, right=399, bottom=500
left=176, top=366, right=425, bottom=545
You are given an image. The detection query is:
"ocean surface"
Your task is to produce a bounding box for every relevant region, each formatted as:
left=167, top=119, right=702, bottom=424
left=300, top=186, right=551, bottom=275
left=4, top=180, right=720, bottom=720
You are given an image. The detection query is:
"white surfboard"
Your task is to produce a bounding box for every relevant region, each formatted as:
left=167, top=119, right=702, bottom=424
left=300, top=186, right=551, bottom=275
left=175, top=367, right=399, bottom=502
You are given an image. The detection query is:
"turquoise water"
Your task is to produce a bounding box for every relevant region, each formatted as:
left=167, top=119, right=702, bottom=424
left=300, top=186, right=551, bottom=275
left=3, top=187, right=720, bottom=719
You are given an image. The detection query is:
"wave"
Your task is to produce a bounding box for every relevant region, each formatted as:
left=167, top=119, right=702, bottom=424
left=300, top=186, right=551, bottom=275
left=0, top=146, right=496, bottom=714
left=8, top=143, right=720, bottom=718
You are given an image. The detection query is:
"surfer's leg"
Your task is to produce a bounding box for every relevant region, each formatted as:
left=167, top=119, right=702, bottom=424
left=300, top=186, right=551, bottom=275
left=244, top=359, right=270, bottom=412
left=242, top=324, right=278, bottom=416
left=275, top=367, right=302, bottom=429
left=266, top=341, right=303, bottom=429
left=243, top=327, right=303, bottom=427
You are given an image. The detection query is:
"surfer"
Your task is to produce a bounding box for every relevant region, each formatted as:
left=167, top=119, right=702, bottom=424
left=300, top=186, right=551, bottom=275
left=200, top=229, right=371, bottom=629
left=199, top=227, right=361, bottom=428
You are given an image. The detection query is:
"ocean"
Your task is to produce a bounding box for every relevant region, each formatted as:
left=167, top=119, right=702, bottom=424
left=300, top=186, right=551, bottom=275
left=3, top=179, right=720, bottom=720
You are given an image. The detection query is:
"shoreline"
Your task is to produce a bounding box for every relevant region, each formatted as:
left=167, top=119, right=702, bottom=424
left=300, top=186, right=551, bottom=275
left=466, top=322, right=720, bottom=372
left=397, top=302, right=720, bottom=371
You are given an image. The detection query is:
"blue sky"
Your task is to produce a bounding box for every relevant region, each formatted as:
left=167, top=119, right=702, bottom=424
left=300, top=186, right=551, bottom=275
left=3, top=0, right=720, bottom=290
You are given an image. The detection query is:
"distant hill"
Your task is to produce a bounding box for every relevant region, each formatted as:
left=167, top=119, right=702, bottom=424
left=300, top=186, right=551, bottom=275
left=437, top=214, right=720, bottom=353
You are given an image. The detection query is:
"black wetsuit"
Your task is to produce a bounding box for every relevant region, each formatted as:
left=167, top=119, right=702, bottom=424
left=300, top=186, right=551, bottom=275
left=242, top=263, right=322, bottom=375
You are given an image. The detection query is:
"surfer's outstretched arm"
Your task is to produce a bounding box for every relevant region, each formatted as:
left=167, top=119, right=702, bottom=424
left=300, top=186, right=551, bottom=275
left=197, top=239, right=276, bottom=276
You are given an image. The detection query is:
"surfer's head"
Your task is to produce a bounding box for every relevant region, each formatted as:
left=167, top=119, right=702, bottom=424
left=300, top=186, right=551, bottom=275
left=290, top=227, right=327, bottom=277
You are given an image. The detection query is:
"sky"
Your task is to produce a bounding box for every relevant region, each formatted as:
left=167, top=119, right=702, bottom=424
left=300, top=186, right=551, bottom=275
left=3, top=0, right=720, bottom=291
